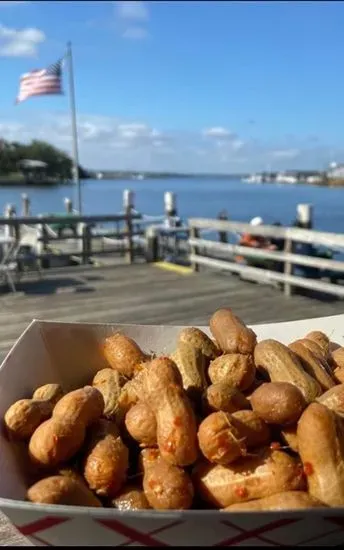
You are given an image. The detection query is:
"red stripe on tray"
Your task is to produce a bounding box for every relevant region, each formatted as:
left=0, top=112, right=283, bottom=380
left=296, top=527, right=344, bottom=546
left=220, top=519, right=289, bottom=547
left=17, top=516, right=69, bottom=535
left=214, top=518, right=299, bottom=546
left=98, top=518, right=171, bottom=546
left=120, top=521, right=184, bottom=547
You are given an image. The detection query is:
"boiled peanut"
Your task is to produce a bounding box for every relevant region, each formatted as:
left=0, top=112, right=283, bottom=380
left=115, top=379, right=141, bottom=425
left=4, top=383, right=64, bottom=440
left=331, top=348, right=344, bottom=383
left=4, top=400, right=52, bottom=441
left=27, top=475, right=102, bottom=507
left=32, top=384, right=64, bottom=406
left=102, top=333, right=148, bottom=378
left=333, top=367, right=344, bottom=384
left=29, top=386, right=104, bottom=468
left=289, top=341, right=335, bottom=391
left=208, top=354, right=255, bottom=391
left=231, top=410, right=270, bottom=448
left=143, top=357, right=198, bottom=466
left=170, top=341, right=207, bottom=401
left=210, top=308, right=257, bottom=354
left=178, top=327, right=220, bottom=361
left=141, top=448, right=194, bottom=510
left=305, top=331, right=330, bottom=358
left=254, top=339, right=322, bottom=403
left=92, top=368, right=125, bottom=420
left=193, top=448, right=304, bottom=508
left=125, top=401, right=157, bottom=447
left=197, top=412, right=246, bottom=465
left=295, top=339, right=327, bottom=363
left=250, top=382, right=306, bottom=425
left=318, top=385, right=344, bottom=415
left=204, top=382, right=250, bottom=414
left=53, top=386, right=104, bottom=424
left=83, top=419, right=129, bottom=497
left=294, top=338, right=333, bottom=378
left=298, top=402, right=344, bottom=506
left=112, top=484, right=151, bottom=510
left=224, top=491, right=325, bottom=511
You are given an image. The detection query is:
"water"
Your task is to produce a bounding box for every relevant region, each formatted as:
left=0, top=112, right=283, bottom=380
left=0, top=177, right=344, bottom=233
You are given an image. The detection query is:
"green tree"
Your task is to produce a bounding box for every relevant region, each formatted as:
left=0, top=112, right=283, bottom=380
left=0, top=138, right=88, bottom=179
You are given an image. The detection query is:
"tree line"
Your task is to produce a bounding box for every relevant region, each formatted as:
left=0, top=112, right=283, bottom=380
left=0, top=138, right=89, bottom=180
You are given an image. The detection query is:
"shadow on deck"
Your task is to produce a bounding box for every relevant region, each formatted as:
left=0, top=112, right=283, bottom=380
left=1, top=262, right=344, bottom=361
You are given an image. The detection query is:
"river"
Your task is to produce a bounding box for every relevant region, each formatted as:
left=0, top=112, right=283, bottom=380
left=0, top=178, right=343, bottom=233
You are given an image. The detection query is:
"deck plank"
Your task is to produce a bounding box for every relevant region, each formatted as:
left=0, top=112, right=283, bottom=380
left=1, top=263, right=344, bottom=361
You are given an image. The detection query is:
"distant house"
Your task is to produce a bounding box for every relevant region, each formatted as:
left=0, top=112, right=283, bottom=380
left=327, top=163, right=344, bottom=179
left=17, top=159, right=48, bottom=183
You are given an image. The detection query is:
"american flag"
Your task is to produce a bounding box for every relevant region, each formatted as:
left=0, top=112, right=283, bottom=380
left=16, top=58, right=64, bottom=104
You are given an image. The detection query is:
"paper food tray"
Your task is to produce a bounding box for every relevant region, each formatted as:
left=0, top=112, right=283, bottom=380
left=0, top=315, right=344, bottom=546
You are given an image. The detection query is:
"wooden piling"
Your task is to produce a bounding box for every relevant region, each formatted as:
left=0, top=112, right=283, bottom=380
left=21, top=194, right=30, bottom=217
left=217, top=210, right=229, bottom=243
left=164, top=191, right=177, bottom=218
left=145, top=225, right=159, bottom=262
left=123, top=190, right=134, bottom=264
left=64, top=198, right=73, bottom=214
left=296, top=203, right=313, bottom=229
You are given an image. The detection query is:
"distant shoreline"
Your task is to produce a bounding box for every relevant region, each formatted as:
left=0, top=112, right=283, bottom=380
left=1, top=173, right=344, bottom=188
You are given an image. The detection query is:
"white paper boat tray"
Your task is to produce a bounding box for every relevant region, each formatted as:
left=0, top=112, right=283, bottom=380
left=1, top=315, right=344, bottom=546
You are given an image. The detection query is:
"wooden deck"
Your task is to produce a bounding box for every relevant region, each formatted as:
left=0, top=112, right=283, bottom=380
left=1, top=262, right=344, bottom=363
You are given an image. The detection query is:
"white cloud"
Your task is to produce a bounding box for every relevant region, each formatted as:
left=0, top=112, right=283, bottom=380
left=0, top=111, right=340, bottom=173
left=0, top=24, right=45, bottom=57
left=202, top=127, right=233, bottom=139
left=116, top=1, right=149, bottom=21
left=231, top=139, right=245, bottom=151
left=116, top=0, right=150, bottom=39
left=270, top=149, right=300, bottom=159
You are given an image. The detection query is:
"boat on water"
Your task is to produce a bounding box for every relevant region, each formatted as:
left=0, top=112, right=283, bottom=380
left=242, top=173, right=263, bottom=184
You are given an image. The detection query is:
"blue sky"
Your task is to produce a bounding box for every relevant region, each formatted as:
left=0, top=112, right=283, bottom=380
left=1, top=0, right=344, bottom=173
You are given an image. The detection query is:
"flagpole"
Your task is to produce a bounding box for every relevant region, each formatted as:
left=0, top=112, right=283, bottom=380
left=66, top=41, right=82, bottom=214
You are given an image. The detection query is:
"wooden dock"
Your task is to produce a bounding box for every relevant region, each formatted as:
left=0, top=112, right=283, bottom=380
left=1, top=262, right=344, bottom=363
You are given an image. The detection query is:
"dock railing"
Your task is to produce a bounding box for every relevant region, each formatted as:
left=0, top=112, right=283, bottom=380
left=188, top=217, right=344, bottom=298
left=0, top=213, right=144, bottom=265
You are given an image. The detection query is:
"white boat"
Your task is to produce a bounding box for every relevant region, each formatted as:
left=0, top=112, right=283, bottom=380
left=242, top=173, right=263, bottom=184
left=275, top=172, right=298, bottom=184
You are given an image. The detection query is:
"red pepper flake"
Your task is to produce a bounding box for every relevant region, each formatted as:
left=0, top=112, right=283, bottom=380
left=147, top=449, right=159, bottom=461
left=270, top=441, right=281, bottom=451
left=234, top=486, right=248, bottom=499
left=148, top=480, right=157, bottom=489
left=174, top=416, right=183, bottom=427
left=303, top=462, right=314, bottom=476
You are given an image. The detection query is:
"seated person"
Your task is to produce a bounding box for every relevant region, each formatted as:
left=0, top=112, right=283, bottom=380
left=239, top=217, right=272, bottom=249
left=238, top=217, right=276, bottom=268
